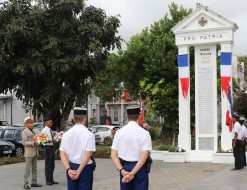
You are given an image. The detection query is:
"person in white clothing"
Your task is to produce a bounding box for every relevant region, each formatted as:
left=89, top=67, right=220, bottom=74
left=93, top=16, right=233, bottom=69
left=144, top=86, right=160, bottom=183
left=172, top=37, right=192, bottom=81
left=232, top=114, right=243, bottom=170
left=41, top=115, right=58, bottom=185
left=60, top=107, right=96, bottom=190
left=111, top=105, right=152, bottom=190
left=239, top=117, right=247, bottom=167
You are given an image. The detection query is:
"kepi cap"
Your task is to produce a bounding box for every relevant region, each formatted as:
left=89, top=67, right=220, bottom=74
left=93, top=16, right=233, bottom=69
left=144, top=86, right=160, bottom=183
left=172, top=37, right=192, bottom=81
left=24, top=117, right=33, bottom=123
left=232, top=114, right=240, bottom=120
left=43, top=115, right=52, bottom=122
left=74, top=107, right=87, bottom=116
left=127, top=105, right=140, bottom=115
left=239, top=116, right=245, bottom=122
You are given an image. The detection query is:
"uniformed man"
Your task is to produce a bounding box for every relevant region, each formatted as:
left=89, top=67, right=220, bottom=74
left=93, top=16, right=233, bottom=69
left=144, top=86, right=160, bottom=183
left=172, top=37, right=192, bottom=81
left=22, top=117, right=42, bottom=189
left=60, top=107, right=96, bottom=190
left=231, top=114, right=243, bottom=170
left=41, top=115, right=58, bottom=185
left=239, top=117, right=247, bottom=167
left=111, top=105, right=152, bottom=190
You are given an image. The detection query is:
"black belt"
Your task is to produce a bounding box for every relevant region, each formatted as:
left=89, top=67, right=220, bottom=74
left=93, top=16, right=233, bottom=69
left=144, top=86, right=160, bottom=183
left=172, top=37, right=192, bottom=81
left=44, top=145, right=54, bottom=147
left=120, top=158, right=138, bottom=164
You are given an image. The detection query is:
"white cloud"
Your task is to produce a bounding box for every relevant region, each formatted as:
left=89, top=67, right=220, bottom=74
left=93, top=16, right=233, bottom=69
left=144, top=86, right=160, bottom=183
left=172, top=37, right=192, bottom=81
left=87, top=0, right=247, bottom=55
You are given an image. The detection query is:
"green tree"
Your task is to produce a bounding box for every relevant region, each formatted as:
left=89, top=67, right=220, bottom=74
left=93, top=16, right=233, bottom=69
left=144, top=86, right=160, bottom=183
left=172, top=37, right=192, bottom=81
left=94, top=3, right=192, bottom=139
left=0, top=0, right=121, bottom=129
left=233, top=55, right=247, bottom=117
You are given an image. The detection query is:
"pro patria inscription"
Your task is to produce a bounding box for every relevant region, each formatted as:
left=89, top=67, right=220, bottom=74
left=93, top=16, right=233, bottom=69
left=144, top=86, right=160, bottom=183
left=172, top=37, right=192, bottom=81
left=183, top=34, right=223, bottom=42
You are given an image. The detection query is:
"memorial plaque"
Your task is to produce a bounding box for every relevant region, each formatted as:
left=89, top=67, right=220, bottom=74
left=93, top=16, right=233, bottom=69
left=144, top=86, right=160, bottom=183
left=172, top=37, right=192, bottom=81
left=197, top=66, right=214, bottom=134
left=195, top=45, right=217, bottom=151
left=199, top=137, right=214, bottom=150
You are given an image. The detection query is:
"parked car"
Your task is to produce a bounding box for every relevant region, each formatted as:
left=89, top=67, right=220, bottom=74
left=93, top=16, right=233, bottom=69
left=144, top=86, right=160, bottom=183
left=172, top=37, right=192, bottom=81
left=90, top=125, right=120, bottom=145
left=33, top=122, right=45, bottom=131
left=12, top=124, right=24, bottom=128
left=0, top=120, right=9, bottom=126
left=0, top=139, right=15, bottom=157
left=0, top=126, right=40, bottom=157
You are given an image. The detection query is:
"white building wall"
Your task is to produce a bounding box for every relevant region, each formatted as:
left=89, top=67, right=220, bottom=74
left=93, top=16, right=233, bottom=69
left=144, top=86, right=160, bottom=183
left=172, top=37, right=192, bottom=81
left=0, top=93, right=31, bottom=125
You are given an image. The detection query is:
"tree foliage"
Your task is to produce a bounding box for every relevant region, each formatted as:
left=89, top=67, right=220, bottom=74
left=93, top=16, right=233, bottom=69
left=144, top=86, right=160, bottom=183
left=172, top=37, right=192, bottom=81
left=94, top=3, right=192, bottom=135
left=0, top=0, right=121, bottom=128
left=234, top=55, right=247, bottom=117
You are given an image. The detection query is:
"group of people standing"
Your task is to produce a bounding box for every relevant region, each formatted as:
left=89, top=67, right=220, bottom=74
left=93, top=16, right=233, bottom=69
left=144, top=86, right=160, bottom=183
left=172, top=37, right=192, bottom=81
left=22, top=104, right=152, bottom=190
left=22, top=116, right=58, bottom=189
left=231, top=114, right=247, bottom=170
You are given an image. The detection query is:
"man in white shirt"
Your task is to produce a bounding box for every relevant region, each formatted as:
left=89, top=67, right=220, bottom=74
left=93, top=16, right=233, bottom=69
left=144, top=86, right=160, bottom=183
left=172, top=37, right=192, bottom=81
left=111, top=105, right=152, bottom=190
left=41, top=115, right=58, bottom=185
left=60, top=107, right=96, bottom=190
left=239, top=117, right=247, bottom=167
left=232, top=114, right=243, bottom=170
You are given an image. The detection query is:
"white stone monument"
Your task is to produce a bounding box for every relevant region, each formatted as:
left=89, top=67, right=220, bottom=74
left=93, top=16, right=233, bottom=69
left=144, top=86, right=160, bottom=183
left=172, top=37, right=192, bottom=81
left=171, top=7, right=238, bottom=160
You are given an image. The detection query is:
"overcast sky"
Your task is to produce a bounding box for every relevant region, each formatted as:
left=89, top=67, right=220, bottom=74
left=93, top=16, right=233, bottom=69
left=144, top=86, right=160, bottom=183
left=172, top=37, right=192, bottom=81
left=86, top=0, right=247, bottom=56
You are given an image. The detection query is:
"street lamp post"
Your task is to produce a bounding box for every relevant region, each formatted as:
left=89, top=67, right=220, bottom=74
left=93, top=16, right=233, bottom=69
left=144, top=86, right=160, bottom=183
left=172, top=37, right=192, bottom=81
left=119, top=82, right=124, bottom=125
left=10, top=91, right=13, bottom=125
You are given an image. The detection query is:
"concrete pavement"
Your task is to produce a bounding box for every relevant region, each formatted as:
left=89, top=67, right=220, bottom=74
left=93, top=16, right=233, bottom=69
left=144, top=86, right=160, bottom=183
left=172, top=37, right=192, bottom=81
left=1, top=159, right=247, bottom=190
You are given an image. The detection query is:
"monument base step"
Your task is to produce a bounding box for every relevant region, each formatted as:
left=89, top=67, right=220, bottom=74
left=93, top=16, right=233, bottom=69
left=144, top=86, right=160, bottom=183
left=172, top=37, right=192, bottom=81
left=185, top=151, right=213, bottom=162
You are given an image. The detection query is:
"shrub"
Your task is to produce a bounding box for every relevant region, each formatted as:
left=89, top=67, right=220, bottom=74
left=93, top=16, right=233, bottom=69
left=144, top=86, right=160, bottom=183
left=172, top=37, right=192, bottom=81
left=153, top=145, right=178, bottom=152
left=89, top=117, right=97, bottom=124
left=148, top=127, right=159, bottom=140
left=0, top=156, right=25, bottom=166
left=93, top=145, right=111, bottom=158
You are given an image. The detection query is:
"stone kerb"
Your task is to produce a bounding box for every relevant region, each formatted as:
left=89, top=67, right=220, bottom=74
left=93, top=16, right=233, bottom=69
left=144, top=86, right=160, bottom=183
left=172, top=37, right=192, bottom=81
left=212, top=153, right=234, bottom=164
left=150, top=150, right=168, bottom=161
left=151, top=150, right=235, bottom=164
left=162, top=152, right=187, bottom=163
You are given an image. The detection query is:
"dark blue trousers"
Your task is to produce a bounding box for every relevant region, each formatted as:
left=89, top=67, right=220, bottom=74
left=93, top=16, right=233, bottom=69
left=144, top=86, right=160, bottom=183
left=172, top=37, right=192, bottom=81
left=233, top=140, right=243, bottom=169
left=242, top=141, right=246, bottom=166
left=67, top=162, right=93, bottom=190
left=120, top=162, right=148, bottom=190
left=44, top=146, right=55, bottom=182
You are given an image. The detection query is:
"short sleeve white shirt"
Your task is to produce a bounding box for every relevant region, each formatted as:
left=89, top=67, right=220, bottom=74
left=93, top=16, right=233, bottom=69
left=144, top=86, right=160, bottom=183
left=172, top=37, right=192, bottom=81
left=111, top=121, right=152, bottom=161
left=41, top=126, right=53, bottom=146
left=233, top=122, right=242, bottom=140
left=59, top=124, right=96, bottom=164
left=242, top=125, right=247, bottom=139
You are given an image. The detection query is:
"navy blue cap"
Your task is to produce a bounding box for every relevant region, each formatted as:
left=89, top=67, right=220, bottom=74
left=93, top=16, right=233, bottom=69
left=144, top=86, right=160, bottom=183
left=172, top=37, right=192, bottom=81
left=43, top=115, right=52, bottom=122
left=127, top=105, right=140, bottom=115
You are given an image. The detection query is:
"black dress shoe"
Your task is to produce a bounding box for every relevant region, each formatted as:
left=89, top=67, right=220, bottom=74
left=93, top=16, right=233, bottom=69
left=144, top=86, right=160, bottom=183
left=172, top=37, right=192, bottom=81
left=46, top=182, right=53, bottom=185
left=51, top=180, right=59, bottom=184
left=23, top=184, right=30, bottom=189
left=231, top=168, right=240, bottom=171
left=31, top=183, right=42, bottom=187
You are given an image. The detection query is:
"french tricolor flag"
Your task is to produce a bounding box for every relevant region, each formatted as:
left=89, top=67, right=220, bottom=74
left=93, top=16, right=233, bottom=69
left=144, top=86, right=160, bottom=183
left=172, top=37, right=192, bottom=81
left=178, top=54, right=189, bottom=98
left=220, top=52, right=232, bottom=96
left=226, top=85, right=233, bottom=132
left=137, top=93, right=144, bottom=127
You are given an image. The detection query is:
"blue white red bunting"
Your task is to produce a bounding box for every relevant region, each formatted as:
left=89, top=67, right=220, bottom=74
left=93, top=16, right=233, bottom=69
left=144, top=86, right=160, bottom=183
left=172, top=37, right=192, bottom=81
left=178, top=54, right=189, bottom=98
left=220, top=52, right=232, bottom=96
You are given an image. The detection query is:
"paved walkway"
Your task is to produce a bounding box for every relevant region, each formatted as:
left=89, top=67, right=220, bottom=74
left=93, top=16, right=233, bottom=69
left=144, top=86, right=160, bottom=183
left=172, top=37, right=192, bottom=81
left=1, top=159, right=247, bottom=190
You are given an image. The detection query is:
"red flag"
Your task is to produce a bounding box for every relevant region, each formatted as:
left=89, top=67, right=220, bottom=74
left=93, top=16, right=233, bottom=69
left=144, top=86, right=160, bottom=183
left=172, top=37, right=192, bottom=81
left=180, top=78, right=189, bottom=98
left=105, top=119, right=109, bottom=125
left=138, top=94, right=144, bottom=126
left=221, top=76, right=231, bottom=96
